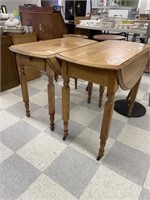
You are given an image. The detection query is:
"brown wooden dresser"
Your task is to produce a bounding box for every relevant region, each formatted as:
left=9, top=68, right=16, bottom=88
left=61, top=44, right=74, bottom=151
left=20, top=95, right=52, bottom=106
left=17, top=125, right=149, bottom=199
left=1, top=35, right=19, bottom=92
left=19, top=5, right=67, bottom=40
left=1, top=32, right=41, bottom=92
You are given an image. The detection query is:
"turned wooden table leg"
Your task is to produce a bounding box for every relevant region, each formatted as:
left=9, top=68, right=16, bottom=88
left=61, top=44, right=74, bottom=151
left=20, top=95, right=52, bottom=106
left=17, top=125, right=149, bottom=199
left=46, top=62, right=55, bottom=131
left=97, top=76, right=117, bottom=160
left=87, top=82, right=93, bottom=103
left=62, top=62, right=70, bottom=140
left=86, top=82, right=90, bottom=91
left=99, top=85, right=105, bottom=107
left=16, top=54, right=30, bottom=117
left=74, top=78, right=78, bottom=89
left=126, top=77, right=141, bottom=117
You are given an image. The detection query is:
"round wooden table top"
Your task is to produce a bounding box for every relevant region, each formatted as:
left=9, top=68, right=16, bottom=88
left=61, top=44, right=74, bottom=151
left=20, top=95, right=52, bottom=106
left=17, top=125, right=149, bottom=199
left=93, top=34, right=126, bottom=41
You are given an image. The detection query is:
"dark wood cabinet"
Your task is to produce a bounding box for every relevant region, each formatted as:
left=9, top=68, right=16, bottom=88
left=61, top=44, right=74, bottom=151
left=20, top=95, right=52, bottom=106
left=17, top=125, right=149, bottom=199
left=1, top=35, right=19, bottom=92
left=19, top=5, right=67, bottom=40
left=1, top=33, right=41, bottom=92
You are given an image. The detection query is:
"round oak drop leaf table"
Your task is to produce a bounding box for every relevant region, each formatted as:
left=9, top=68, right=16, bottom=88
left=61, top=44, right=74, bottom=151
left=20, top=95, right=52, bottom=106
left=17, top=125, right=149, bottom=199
left=56, top=41, right=150, bottom=160
left=9, top=37, right=97, bottom=130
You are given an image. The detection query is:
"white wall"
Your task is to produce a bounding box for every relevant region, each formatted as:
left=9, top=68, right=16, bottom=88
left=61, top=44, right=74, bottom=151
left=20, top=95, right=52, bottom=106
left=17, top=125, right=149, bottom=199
left=138, top=0, right=150, bottom=14
left=146, top=0, right=150, bottom=13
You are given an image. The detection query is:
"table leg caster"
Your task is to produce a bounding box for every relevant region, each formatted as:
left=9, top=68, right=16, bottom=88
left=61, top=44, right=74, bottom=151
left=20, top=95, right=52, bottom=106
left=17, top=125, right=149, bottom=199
left=63, top=134, right=68, bottom=141
left=97, top=150, right=104, bottom=161
left=26, top=113, right=30, bottom=117
left=96, top=155, right=103, bottom=161
left=87, top=98, right=91, bottom=104
left=98, top=102, right=102, bottom=107
left=50, top=124, right=55, bottom=131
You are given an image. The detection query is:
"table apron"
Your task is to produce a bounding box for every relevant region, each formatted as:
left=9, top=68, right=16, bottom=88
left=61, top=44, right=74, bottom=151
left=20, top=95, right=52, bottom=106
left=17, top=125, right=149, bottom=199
left=67, top=63, right=117, bottom=87
left=17, top=54, right=46, bottom=71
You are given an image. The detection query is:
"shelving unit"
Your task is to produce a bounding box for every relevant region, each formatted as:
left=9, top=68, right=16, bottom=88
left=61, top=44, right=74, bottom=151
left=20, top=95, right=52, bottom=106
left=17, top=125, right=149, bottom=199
left=91, top=0, right=139, bottom=18
left=92, top=0, right=139, bottom=8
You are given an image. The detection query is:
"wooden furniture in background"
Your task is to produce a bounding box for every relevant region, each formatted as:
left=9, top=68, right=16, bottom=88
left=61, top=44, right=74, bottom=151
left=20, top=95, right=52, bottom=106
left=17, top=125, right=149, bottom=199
left=56, top=41, right=150, bottom=160
left=12, top=32, right=37, bottom=44
left=1, top=32, right=41, bottom=92
left=11, top=32, right=41, bottom=81
left=63, top=34, right=88, bottom=39
left=93, top=34, right=126, bottom=41
left=19, top=5, right=67, bottom=40
left=1, top=35, right=19, bottom=92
